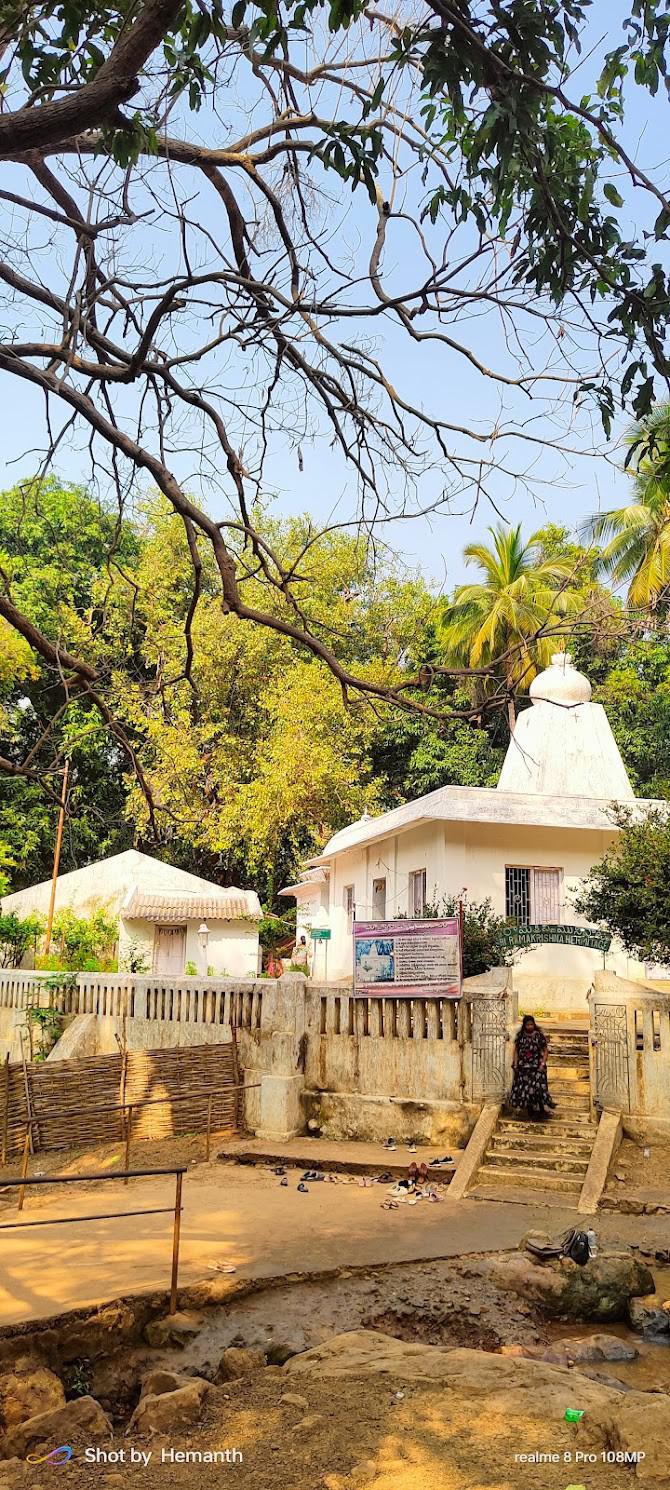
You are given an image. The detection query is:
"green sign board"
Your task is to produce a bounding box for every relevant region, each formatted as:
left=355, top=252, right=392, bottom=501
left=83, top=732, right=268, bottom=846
left=501, top=923, right=611, bottom=953
left=310, top=928, right=332, bottom=941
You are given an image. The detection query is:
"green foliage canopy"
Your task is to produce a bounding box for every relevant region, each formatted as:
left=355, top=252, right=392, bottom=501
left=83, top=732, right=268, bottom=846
left=575, top=808, right=670, bottom=965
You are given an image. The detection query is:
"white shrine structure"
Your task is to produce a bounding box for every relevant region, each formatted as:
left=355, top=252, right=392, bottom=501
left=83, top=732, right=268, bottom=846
left=281, top=653, right=663, bottom=1016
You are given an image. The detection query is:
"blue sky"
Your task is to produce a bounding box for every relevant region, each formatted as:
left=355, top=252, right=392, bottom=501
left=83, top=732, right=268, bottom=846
left=1, top=0, right=668, bottom=593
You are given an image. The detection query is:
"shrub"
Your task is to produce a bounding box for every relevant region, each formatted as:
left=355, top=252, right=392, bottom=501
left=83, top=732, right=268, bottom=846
left=0, top=912, right=43, bottom=968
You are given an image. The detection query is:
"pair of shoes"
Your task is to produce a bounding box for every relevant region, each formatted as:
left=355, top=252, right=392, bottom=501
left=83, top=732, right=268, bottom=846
left=302, top=1170, right=325, bottom=1182
left=297, top=1182, right=309, bottom=1193
left=383, top=1137, right=397, bottom=1151
left=407, top=1140, right=417, bottom=1153
left=280, top=1177, right=289, bottom=1187
left=381, top=1199, right=399, bottom=1210
left=429, top=1155, right=453, bottom=1168
left=272, top=1166, right=286, bottom=1176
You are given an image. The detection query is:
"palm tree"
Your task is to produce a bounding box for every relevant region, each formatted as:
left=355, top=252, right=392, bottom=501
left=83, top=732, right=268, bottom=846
left=585, top=403, right=670, bottom=608
left=439, top=523, right=582, bottom=729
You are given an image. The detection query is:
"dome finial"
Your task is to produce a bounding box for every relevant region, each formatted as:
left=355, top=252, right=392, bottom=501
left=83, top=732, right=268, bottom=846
left=529, top=651, right=591, bottom=707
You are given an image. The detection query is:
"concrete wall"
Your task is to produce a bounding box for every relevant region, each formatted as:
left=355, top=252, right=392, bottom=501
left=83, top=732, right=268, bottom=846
left=0, top=970, right=516, bottom=1143
left=589, top=970, right=670, bottom=1133
left=323, top=819, right=647, bottom=1014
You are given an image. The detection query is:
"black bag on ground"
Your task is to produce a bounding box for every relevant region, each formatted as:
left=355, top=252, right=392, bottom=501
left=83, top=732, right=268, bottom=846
left=562, top=1228, right=591, bottom=1266
left=525, top=1228, right=592, bottom=1266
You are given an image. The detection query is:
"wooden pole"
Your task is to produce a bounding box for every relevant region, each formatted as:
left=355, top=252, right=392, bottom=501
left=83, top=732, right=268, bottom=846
left=1, top=1054, right=9, bottom=1167
left=19, top=1032, right=35, bottom=1155
left=169, top=1171, right=183, bottom=1314
left=124, top=1105, right=133, bottom=1181
left=17, top=1130, right=30, bottom=1211
left=205, top=1094, right=213, bottom=1162
left=44, top=761, right=69, bottom=956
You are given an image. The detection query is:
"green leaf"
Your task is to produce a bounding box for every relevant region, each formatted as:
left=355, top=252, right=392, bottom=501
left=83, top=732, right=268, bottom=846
left=603, top=182, right=624, bottom=208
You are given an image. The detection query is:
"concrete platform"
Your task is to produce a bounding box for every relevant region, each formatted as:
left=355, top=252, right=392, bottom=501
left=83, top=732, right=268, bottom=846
left=216, top=1134, right=461, bottom=1179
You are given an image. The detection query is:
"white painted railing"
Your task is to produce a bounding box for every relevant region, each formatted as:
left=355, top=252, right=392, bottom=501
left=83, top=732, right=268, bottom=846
left=0, top=970, right=264, bottom=1030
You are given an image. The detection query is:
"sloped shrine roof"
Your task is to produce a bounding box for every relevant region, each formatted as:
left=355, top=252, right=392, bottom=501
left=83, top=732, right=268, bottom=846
left=123, top=888, right=261, bottom=922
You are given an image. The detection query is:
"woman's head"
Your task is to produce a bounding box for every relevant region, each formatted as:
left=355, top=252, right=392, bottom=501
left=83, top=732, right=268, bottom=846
left=521, top=1015, right=536, bottom=1033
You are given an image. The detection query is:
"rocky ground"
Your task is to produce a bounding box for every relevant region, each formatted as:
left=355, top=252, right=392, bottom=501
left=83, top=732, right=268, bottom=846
left=0, top=1243, right=669, bottom=1489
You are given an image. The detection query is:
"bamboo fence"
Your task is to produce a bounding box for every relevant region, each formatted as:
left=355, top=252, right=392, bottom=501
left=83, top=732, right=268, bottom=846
left=1, top=1040, right=240, bottom=1161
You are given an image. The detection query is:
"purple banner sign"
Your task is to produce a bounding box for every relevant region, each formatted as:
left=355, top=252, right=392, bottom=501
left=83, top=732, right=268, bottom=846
left=353, top=917, right=461, bottom=998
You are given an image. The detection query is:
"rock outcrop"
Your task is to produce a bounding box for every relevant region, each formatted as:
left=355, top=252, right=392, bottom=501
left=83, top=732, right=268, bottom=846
left=129, top=1380, right=209, bottom=1437
left=489, top=1250, right=654, bottom=1320
left=0, top=1357, right=65, bottom=1430
left=217, top=1347, right=266, bottom=1381
left=3, top=1394, right=111, bottom=1460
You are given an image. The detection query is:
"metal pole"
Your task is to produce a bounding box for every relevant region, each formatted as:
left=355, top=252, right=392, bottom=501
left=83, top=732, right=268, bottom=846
left=124, top=1105, right=133, bottom=1182
left=17, top=1129, right=30, bottom=1211
left=169, top=1171, right=183, bottom=1314
left=206, top=1094, right=213, bottom=1162
left=44, top=761, right=69, bottom=956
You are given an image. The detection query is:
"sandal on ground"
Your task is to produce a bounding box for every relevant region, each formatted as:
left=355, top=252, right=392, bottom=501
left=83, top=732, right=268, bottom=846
left=280, top=1177, right=289, bottom=1186
left=302, top=1170, right=325, bottom=1181
left=297, top=1182, right=309, bottom=1193
left=381, top=1199, right=399, bottom=1210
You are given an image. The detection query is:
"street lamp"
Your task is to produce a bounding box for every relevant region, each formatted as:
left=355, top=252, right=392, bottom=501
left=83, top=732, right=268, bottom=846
left=198, top=921, right=209, bottom=975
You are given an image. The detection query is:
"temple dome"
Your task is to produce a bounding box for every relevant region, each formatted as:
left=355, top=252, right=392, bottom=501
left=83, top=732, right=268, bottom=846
left=529, top=652, right=591, bottom=707
left=497, top=653, right=634, bottom=801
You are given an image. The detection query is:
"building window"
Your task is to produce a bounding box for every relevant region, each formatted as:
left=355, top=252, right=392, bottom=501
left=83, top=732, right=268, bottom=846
left=409, top=868, right=427, bottom=918
left=372, top=877, right=387, bottom=920
left=344, top=885, right=355, bottom=929
left=505, top=866, right=561, bottom=925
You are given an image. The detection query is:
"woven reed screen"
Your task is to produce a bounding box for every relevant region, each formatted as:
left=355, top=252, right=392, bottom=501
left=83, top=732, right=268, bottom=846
left=1, top=1040, right=239, bottom=1159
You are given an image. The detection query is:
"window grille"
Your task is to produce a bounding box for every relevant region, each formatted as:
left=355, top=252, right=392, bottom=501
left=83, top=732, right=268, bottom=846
left=505, top=866, right=561, bottom=925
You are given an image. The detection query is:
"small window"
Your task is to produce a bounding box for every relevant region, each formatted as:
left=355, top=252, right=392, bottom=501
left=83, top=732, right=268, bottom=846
left=344, top=885, right=355, bottom=930
left=505, top=866, right=561, bottom=926
left=409, top=868, right=427, bottom=918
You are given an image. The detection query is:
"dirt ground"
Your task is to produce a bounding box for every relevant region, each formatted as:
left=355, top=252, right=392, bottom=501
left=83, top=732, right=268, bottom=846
left=604, top=1137, right=670, bottom=1199
left=1, top=1360, right=651, bottom=1490
left=3, top=1135, right=670, bottom=1327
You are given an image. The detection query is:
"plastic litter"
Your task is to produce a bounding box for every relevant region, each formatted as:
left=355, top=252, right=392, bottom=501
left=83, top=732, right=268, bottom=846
left=564, top=1409, right=584, bottom=1423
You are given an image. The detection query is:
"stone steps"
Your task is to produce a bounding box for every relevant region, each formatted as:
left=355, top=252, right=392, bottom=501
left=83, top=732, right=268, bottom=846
left=486, top=1146, right=590, bottom=1175
left=498, top=1117, right=593, bottom=1139
left=476, top=1163, right=582, bottom=1195
left=472, top=1021, right=597, bottom=1198
left=546, top=1063, right=589, bottom=1081
left=549, top=1078, right=591, bottom=1097
left=492, top=1131, right=593, bottom=1156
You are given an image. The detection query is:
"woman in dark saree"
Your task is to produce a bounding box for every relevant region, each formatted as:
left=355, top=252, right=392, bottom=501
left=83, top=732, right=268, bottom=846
left=510, top=1015, right=556, bottom=1120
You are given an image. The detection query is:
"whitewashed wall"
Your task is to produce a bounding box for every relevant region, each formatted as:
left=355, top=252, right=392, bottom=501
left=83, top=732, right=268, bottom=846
left=323, top=819, right=646, bottom=1012
left=117, top=915, right=259, bottom=978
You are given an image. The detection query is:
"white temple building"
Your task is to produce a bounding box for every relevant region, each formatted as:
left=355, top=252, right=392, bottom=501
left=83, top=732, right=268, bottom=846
left=281, top=653, right=662, bottom=1014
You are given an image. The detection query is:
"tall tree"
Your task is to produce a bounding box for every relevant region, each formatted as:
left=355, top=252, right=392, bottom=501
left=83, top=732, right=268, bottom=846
left=1, top=2, right=670, bottom=795
left=0, top=479, right=140, bottom=885
left=438, top=524, right=584, bottom=727
left=586, top=404, right=670, bottom=609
